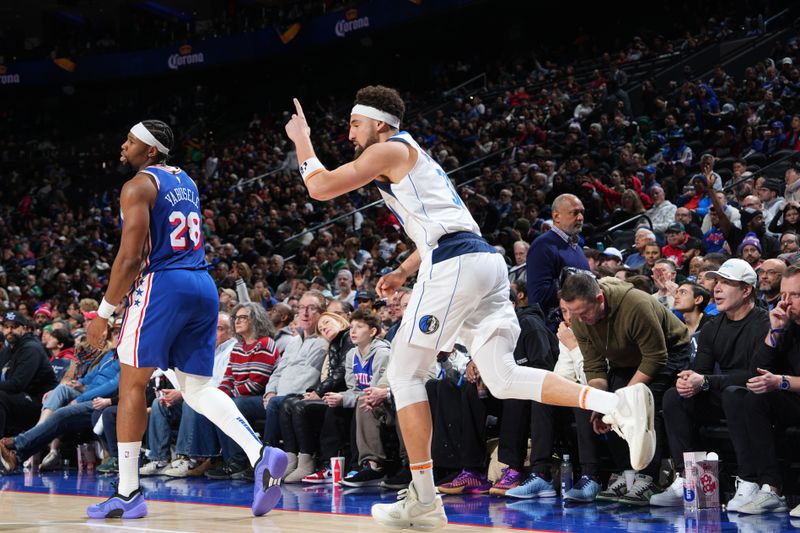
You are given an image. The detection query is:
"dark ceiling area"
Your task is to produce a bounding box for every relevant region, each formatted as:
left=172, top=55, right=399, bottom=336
left=0, top=0, right=341, bottom=62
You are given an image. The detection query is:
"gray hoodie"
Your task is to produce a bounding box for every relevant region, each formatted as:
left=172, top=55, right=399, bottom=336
left=341, top=338, right=391, bottom=408
left=263, top=332, right=328, bottom=396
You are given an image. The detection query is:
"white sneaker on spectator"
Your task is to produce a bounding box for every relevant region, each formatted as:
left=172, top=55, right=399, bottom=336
left=602, top=384, right=655, bottom=471
left=736, top=485, right=787, bottom=515
left=791, top=503, right=800, bottom=517
left=39, top=449, right=61, bottom=471
left=649, top=475, right=684, bottom=507
left=726, top=477, right=760, bottom=512
left=164, top=458, right=196, bottom=478
left=139, top=460, right=169, bottom=476
left=371, top=483, right=447, bottom=530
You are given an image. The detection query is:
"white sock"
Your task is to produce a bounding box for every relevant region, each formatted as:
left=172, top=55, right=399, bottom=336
left=410, top=460, right=436, bottom=504
left=192, top=387, right=263, bottom=466
left=582, top=386, right=619, bottom=415
left=117, top=442, right=141, bottom=498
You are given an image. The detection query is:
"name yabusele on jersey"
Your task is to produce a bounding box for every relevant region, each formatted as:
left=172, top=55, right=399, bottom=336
left=138, top=165, right=207, bottom=274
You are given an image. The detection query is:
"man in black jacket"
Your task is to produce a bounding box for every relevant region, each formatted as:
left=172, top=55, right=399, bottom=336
left=0, top=311, right=58, bottom=438
left=718, top=264, right=800, bottom=515
left=652, top=259, right=769, bottom=507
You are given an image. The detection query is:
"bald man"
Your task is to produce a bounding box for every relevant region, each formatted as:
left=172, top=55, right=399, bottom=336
left=527, top=194, right=591, bottom=329
left=758, top=258, right=787, bottom=310
left=674, top=207, right=703, bottom=240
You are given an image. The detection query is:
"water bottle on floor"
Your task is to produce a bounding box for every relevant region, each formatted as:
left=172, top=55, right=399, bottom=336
left=560, top=455, right=573, bottom=496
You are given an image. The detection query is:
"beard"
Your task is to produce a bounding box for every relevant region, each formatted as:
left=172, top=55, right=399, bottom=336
left=120, top=154, right=139, bottom=173
left=566, top=221, right=583, bottom=235
left=353, top=132, right=380, bottom=160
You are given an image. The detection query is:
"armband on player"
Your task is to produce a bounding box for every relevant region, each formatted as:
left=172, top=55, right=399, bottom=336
left=97, top=298, right=116, bottom=320
left=299, top=157, right=326, bottom=182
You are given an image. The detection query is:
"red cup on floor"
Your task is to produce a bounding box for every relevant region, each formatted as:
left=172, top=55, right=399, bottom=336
left=331, top=456, right=345, bottom=484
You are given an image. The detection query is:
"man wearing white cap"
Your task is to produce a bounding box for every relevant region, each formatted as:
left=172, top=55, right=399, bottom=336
left=285, top=86, right=658, bottom=530
left=600, top=247, right=624, bottom=269
left=652, top=258, right=769, bottom=507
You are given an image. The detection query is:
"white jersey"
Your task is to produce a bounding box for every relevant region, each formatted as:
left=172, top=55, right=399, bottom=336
left=375, top=132, right=480, bottom=259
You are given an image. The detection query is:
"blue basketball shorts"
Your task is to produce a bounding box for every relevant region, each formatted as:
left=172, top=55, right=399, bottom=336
left=116, top=268, right=217, bottom=376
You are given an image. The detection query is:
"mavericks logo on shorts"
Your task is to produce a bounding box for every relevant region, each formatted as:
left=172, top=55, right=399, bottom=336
left=418, top=315, right=440, bottom=335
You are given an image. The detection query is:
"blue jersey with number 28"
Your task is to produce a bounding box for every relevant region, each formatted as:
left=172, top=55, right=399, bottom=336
left=135, top=164, right=207, bottom=275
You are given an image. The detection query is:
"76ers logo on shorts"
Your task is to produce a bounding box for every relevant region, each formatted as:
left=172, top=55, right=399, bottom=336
left=419, top=315, right=440, bottom=334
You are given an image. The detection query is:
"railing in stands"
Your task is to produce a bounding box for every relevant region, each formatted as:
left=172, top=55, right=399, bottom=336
left=443, top=73, right=487, bottom=97
left=722, top=150, right=798, bottom=193
left=595, top=213, right=653, bottom=254
left=235, top=166, right=286, bottom=190
left=605, top=213, right=653, bottom=235
left=764, top=7, right=791, bottom=32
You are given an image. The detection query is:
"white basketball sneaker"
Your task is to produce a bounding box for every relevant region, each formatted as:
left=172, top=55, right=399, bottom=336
left=371, top=483, right=447, bottom=530
left=602, top=383, right=656, bottom=471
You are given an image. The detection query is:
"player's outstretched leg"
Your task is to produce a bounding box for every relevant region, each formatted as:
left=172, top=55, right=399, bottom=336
left=602, top=383, right=656, bottom=471
left=471, top=332, right=656, bottom=473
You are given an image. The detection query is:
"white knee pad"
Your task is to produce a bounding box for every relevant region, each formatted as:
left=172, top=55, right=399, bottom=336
left=386, top=341, right=433, bottom=411
left=471, top=330, right=546, bottom=402
left=175, top=369, right=217, bottom=415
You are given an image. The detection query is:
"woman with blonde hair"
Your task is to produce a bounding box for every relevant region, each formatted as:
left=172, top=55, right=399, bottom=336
left=279, top=311, right=353, bottom=482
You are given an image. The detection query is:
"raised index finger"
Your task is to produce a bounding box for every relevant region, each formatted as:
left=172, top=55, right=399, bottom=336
left=293, top=98, right=305, bottom=118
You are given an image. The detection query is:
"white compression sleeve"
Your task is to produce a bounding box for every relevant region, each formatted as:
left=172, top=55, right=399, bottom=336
left=176, top=369, right=263, bottom=466
left=470, top=332, right=547, bottom=402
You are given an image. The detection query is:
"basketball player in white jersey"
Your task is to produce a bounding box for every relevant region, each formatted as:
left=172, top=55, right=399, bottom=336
left=285, top=86, right=654, bottom=530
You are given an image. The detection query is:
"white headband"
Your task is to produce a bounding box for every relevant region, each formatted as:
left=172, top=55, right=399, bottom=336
left=351, top=104, right=400, bottom=129
left=130, top=122, right=170, bottom=155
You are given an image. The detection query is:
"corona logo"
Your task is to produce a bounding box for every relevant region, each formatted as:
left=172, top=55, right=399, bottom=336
left=0, top=65, right=20, bottom=84
left=335, top=12, right=370, bottom=38
left=168, top=45, right=205, bottom=70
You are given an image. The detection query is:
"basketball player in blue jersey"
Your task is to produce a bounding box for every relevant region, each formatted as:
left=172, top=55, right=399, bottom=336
left=285, top=86, right=657, bottom=530
left=82, top=120, right=287, bottom=519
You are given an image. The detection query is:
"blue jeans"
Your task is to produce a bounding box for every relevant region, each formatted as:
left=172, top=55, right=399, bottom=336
left=15, top=401, right=94, bottom=461
left=146, top=398, right=181, bottom=461
left=91, top=405, right=118, bottom=458
left=216, top=395, right=265, bottom=463
left=176, top=403, right=220, bottom=457
left=263, top=395, right=295, bottom=447
left=42, top=384, right=81, bottom=411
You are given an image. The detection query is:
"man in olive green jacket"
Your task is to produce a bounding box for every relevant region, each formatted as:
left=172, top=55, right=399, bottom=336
left=560, top=274, right=691, bottom=504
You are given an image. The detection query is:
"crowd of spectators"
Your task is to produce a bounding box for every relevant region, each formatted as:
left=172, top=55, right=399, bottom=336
left=3, top=5, right=800, bottom=519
